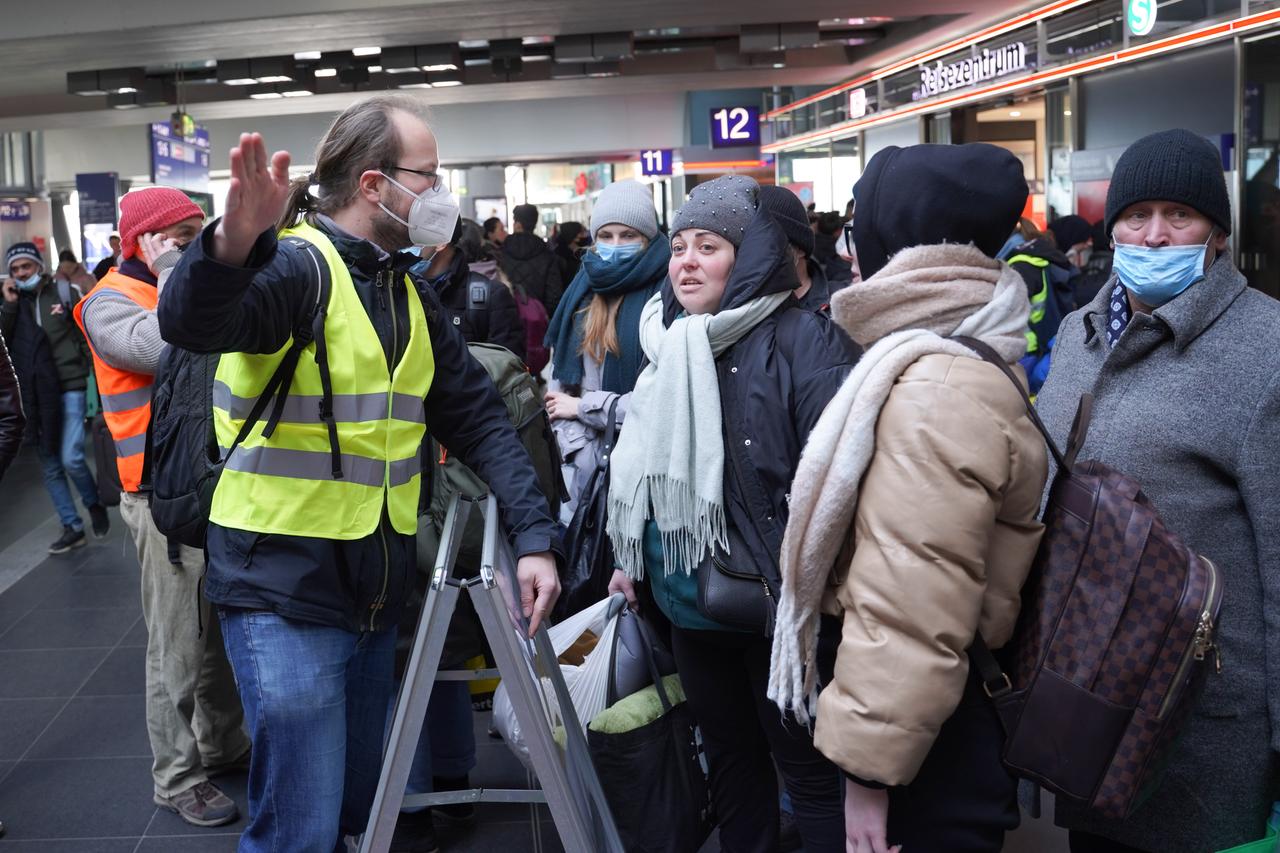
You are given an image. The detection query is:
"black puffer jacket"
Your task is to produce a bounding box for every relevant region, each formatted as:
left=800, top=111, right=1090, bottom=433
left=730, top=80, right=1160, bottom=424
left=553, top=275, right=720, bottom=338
left=0, top=333, right=25, bottom=480
left=500, top=232, right=564, bottom=320
left=661, top=210, right=861, bottom=569
left=428, top=250, right=525, bottom=360
left=0, top=294, right=62, bottom=455
left=159, top=215, right=561, bottom=633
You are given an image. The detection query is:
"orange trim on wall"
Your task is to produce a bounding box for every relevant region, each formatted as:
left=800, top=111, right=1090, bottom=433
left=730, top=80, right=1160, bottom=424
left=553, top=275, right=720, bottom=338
left=763, top=6, right=1280, bottom=154
left=680, top=160, right=769, bottom=170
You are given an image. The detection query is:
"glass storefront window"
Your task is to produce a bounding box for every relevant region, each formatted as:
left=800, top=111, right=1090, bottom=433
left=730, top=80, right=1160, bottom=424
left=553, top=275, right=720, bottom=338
left=1242, top=31, right=1280, bottom=297
left=777, top=137, right=860, bottom=213
left=830, top=137, right=861, bottom=210
left=1043, top=0, right=1123, bottom=61
left=0, top=132, right=34, bottom=193
left=1045, top=86, right=1075, bottom=222
left=882, top=68, right=919, bottom=110
left=1129, top=0, right=1243, bottom=46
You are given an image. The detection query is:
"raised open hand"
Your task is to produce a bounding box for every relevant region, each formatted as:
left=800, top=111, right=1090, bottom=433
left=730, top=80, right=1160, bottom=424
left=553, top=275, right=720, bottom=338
left=213, top=133, right=292, bottom=266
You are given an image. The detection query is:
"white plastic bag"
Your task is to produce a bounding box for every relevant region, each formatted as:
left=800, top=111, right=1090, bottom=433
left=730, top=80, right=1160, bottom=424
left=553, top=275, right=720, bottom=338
left=492, top=594, right=625, bottom=769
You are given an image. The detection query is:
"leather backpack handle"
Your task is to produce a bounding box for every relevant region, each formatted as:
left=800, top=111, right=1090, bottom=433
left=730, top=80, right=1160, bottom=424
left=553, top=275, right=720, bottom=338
left=1063, top=394, right=1094, bottom=472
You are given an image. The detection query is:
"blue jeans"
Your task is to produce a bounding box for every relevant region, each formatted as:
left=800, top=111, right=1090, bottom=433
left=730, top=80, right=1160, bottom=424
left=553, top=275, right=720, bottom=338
left=38, top=390, right=99, bottom=529
left=396, top=680, right=476, bottom=813
left=219, top=608, right=397, bottom=853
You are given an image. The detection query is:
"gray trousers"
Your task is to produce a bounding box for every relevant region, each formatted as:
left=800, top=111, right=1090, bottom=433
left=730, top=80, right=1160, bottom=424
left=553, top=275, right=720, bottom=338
left=121, top=491, right=250, bottom=796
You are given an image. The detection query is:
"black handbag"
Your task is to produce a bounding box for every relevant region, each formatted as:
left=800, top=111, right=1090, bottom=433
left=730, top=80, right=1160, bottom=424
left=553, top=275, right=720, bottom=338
left=695, top=525, right=779, bottom=636
left=553, top=396, right=621, bottom=622
left=588, top=612, right=714, bottom=853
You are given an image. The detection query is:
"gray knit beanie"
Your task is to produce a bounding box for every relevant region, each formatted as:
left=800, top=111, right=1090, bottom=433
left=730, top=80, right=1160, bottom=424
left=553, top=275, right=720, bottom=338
left=671, top=175, right=758, bottom=248
left=590, top=180, right=659, bottom=240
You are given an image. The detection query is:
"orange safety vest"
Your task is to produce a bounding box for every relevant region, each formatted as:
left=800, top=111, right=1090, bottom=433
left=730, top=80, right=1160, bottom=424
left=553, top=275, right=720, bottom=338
left=72, top=271, right=157, bottom=493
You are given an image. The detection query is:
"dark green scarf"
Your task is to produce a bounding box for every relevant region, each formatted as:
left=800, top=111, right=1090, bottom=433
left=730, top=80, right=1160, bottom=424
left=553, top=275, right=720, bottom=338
left=544, top=237, right=670, bottom=393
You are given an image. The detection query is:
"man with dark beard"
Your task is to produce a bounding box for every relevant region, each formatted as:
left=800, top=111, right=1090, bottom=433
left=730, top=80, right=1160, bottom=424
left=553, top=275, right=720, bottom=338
left=156, top=94, right=562, bottom=852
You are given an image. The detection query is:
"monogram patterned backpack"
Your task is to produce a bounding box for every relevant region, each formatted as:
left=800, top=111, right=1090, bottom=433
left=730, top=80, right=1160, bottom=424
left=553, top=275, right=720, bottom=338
left=958, top=336, right=1224, bottom=820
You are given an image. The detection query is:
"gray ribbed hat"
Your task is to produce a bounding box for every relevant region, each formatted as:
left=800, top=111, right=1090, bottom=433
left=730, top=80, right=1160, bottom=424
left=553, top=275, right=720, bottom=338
left=671, top=175, right=758, bottom=248
left=590, top=180, right=659, bottom=240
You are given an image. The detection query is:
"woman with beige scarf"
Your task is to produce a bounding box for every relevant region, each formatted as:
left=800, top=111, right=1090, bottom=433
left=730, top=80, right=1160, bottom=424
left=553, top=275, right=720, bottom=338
left=770, top=143, right=1050, bottom=852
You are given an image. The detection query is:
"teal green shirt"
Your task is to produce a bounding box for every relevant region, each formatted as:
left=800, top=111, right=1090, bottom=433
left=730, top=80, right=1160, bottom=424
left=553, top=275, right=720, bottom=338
left=642, top=520, right=743, bottom=632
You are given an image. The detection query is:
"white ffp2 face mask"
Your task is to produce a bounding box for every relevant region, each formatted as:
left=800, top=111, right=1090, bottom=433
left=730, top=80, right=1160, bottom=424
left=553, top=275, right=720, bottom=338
left=378, top=172, right=460, bottom=247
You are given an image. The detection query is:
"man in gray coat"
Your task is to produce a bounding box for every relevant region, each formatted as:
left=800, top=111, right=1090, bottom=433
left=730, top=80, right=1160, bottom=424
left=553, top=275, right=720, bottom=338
left=1036, top=128, right=1280, bottom=852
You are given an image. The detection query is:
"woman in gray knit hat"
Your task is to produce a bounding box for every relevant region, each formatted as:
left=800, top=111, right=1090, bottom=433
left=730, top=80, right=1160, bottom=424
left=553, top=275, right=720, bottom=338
left=542, top=180, right=671, bottom=525
left=606, top=174, right=860, bottom=853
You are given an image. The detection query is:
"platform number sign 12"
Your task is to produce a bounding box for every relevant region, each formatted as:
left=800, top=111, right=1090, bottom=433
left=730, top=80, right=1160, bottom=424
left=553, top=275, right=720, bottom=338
left=710, top=106, right=761, bottom=148
left=1127, top=0, right=1157, bottom=36
left=640, top=149, right=673, bottom=176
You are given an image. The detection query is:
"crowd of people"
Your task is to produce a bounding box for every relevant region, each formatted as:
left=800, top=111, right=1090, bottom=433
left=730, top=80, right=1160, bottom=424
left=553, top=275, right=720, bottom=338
left=0, top=92, right=1276, bottom=853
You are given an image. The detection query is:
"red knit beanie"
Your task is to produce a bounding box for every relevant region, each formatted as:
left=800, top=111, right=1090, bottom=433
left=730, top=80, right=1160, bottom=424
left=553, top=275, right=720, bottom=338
left=119, top=188, right=205, bottom=259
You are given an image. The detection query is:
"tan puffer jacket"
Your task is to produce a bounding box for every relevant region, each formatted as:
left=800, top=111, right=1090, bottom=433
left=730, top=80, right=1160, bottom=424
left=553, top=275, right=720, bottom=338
left=813, top=351, right=1048, bottom=786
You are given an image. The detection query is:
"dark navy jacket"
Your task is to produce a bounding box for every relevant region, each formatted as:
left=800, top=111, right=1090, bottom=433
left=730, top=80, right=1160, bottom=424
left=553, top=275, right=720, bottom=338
left=649, top=210, right=861, bottom=626
left=158, top=216, right=561, bottom=633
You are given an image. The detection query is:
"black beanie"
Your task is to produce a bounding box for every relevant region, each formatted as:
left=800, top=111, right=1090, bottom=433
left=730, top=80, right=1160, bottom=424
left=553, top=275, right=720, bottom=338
left=1104, top=129, right=1230, bottom=235
left=852, top=143, right=1028, bottom=280
left=1047, top=215, right=1092, bottom=251
left=757, top=186, right=815, bottom=256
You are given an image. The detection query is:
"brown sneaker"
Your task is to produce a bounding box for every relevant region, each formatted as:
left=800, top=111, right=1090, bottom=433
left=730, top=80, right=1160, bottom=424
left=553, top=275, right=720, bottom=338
left=154, top=781, right=239, bottom=827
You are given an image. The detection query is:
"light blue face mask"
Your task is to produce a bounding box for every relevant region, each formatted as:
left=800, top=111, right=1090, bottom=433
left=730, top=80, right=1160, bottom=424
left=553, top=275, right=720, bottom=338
left=1111, top=233, right=1213, bottom=308
left=13, top=273, right=41, bottom=292
left=595, top=242, right=643, bottom=265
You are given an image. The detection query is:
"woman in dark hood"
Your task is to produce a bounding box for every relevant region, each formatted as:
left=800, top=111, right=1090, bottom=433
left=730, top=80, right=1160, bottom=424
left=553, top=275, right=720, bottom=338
left=605, top=175, right=859, bottom=853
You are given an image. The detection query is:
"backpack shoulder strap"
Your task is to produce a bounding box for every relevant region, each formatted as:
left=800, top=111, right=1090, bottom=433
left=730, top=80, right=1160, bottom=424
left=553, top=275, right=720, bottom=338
left=952, top=335, right=1090, bottom=471
left=56, top=278, right=73, bottom=307
left=222, top=238, right=340, bottom=478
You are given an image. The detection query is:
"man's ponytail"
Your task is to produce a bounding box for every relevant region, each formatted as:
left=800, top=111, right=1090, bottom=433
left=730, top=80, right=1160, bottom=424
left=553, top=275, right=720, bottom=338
left=276, top=176, right=317, bottom=233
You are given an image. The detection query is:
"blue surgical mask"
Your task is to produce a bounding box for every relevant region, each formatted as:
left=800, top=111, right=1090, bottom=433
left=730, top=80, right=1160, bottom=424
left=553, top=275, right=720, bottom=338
left=1111, top=234, right=1213, bottom=308
left=595, top=242, right=643, bottom=265
left=13, top=273, right=41, bottom=292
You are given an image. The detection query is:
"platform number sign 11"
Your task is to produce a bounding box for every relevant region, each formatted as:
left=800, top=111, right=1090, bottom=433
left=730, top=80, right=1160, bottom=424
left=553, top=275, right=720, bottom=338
left=640, top=149, right=673, bottom=176
left=710, top=106, right=761, bottom=148
left=1127, top=0, right=1157, bottom=36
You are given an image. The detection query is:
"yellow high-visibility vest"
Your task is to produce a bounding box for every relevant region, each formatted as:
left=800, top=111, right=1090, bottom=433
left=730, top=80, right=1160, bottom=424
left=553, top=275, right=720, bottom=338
left=211, top=222, right=435, bottom=538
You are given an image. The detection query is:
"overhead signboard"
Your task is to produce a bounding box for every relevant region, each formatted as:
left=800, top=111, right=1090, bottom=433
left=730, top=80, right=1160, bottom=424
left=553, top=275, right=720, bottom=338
left=918, top=42, right=1028, bottom=98
left=0, top=202, right=31, bottom=222
left=76, top=172, right=120, bottom=270
left=149, top=121, right=211, bottom=192
left=1127, top=0, right=1157, bottom=36
left=640, top=149, right=674, bottom=176
left=709, top=105, right=761, bottom=148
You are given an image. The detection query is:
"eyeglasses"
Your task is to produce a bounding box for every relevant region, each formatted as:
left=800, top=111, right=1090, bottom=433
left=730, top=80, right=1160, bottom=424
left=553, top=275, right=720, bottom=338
left=389, top=165, right=445, bottom=193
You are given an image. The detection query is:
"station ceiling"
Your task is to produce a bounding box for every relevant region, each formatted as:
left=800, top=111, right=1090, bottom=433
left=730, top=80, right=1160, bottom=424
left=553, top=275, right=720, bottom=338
left=0, top=0, right=1028, bottom=131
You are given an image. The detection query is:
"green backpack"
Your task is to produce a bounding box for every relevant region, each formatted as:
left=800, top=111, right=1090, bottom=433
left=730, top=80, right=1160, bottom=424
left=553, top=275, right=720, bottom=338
left=421, top=342, right=564, bottom=572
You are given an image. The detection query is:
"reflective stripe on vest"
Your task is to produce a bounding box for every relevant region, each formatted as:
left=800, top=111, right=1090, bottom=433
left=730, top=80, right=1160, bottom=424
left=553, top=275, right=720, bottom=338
left=71, top=273, right=158, bottom=493
left=219, top=444, right=421, bottom=489
left=1008, top=254, right=1050, bottom=355
left=211, top=381, right=425, bottom=425
left=100, top=384, right=154, bottom=414
left=210, top=223, right=435, bottom=539
left=114, top=431, right=147, bottom=457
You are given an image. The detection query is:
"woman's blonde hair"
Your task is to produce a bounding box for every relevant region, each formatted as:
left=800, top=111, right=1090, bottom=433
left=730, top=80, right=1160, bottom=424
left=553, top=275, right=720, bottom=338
left=578, top=294, right=625, bottom=362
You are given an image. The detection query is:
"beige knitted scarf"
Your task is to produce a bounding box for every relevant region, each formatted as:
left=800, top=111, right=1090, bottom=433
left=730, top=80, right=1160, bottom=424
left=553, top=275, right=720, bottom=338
left=767, top=243, right=1031, bottom=723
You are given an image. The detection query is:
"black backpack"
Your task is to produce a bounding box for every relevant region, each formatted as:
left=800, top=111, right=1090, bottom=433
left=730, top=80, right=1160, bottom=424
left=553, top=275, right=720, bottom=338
left=149, top=238, right=333, bottom=548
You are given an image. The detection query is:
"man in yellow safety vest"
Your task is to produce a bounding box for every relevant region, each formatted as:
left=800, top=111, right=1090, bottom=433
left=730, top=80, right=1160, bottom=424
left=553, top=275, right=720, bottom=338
left=156, top=94, right=562, bottom=852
